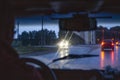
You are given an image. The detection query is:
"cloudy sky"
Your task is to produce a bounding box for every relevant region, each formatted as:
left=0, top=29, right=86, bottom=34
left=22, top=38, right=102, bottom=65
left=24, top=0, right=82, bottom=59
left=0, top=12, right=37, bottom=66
left=97, top=18, right=120, bottom=29
left=15, top=13, right=120, bottom=37
left=15, top=16, right=59, bottom=35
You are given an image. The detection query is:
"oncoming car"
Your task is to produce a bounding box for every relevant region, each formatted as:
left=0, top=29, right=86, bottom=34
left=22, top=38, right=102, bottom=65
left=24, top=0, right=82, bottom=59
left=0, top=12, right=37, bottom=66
left=101, top=39, right=114, bottom=51
left=57, top=40, right=70, bottom=49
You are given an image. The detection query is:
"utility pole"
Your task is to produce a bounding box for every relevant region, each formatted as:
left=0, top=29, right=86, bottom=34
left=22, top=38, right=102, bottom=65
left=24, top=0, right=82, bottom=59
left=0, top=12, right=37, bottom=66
left=102, top=29, right=104, bottom=41
left=41, top=16, right=45, bottom=46
left=17, top=22, right=19, bottom=40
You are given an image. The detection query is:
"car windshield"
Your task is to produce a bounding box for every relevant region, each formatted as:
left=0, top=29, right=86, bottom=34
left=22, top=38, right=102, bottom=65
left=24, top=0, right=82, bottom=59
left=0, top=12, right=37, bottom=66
left=12, top=13, right=120, bottom=70
left=105, top=41, right=112, bottom=43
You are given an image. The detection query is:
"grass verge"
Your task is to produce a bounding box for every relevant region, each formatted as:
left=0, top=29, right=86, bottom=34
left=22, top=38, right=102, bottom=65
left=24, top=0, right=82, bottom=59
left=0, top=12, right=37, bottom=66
left=13, top=46, right=57, bottom=55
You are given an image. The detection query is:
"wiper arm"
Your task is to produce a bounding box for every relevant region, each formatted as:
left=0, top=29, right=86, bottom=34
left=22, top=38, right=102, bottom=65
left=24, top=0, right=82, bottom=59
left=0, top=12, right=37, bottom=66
left=48, top=54, right=99, bottom=65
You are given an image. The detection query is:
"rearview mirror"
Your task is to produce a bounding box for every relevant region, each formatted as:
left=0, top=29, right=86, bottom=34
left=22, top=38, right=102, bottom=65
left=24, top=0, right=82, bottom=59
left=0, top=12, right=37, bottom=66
left=59, top=14, right=97, bottom=31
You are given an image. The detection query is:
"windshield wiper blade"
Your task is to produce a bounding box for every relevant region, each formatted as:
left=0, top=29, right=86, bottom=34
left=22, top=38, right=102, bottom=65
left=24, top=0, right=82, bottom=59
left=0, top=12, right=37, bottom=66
left=52, top=54, right=99, bottom=63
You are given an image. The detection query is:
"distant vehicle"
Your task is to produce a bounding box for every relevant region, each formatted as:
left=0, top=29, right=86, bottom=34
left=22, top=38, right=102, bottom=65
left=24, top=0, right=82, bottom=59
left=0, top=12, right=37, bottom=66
left=115, top=40, right=120, bottom=46
left=57, top=40, right=70, bottom=49
left=101, top=39, right=114, bottom=51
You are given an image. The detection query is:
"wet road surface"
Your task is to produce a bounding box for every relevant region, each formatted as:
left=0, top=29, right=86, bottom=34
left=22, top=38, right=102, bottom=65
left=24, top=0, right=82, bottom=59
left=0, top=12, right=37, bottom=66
left=21, top=45, right=120, bottom=70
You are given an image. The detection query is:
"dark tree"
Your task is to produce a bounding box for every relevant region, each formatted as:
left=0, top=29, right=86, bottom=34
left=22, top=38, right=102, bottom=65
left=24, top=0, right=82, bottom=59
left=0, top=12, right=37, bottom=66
left=19, top=31, right=30, bottom=46
left=29, top=31, right=37, bottom=45
left=18, top=29, right=57, bottom=46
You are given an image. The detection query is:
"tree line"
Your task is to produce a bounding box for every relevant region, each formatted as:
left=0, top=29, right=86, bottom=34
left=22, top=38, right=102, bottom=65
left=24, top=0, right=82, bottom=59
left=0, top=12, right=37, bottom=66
left=14, top=26, right=120, bottom=46
left=18, top=29, right=57, bottom=46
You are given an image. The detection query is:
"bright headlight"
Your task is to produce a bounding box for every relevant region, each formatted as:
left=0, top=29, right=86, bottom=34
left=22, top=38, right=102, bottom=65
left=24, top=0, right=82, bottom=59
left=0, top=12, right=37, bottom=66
left=59, top=41, right=64, bottom=47
left=57, top=40, right=70, bottom=48
left=65, top=41, right=69, bottom=46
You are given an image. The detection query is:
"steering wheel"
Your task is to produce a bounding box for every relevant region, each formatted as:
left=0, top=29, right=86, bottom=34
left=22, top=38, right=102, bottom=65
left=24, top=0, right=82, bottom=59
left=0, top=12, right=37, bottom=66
left=20, top=57, right=57, bottom=80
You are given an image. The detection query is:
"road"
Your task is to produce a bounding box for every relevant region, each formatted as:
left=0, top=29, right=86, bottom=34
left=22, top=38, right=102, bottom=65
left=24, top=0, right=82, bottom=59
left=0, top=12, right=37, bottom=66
left=21, top=45, right=120, bottom=70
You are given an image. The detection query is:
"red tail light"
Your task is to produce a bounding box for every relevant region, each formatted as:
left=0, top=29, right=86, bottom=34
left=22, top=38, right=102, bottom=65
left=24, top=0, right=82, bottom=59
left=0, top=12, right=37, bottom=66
left=112, top=43, right=114, bottom=46
left=101, top=42, right=104, bottom=46
left=116, top=42, right=118, bottom=45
